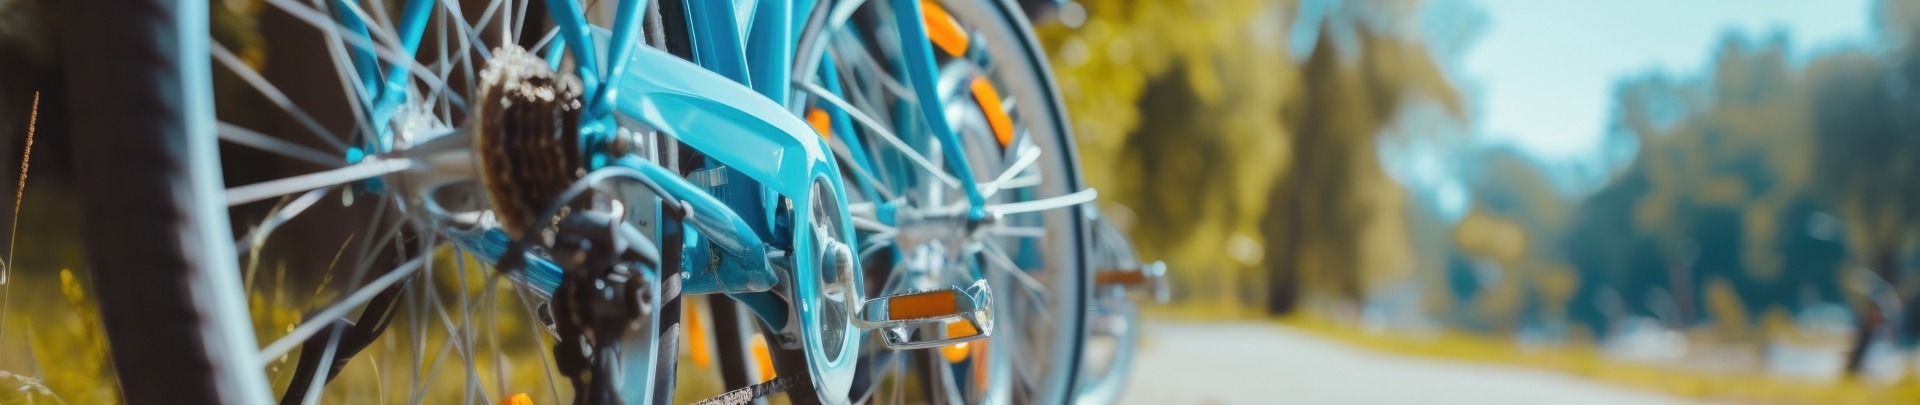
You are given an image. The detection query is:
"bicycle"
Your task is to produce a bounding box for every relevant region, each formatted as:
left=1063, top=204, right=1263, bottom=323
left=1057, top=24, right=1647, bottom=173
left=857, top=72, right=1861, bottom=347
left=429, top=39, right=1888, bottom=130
left=60, top=0, right=1166, bottom=402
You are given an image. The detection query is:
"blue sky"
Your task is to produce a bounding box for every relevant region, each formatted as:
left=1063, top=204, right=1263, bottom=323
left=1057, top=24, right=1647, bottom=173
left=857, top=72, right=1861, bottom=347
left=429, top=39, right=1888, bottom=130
left=1463, top=0, right=1873, bottom=170
left=1386, top=0, right=1876, bottom=220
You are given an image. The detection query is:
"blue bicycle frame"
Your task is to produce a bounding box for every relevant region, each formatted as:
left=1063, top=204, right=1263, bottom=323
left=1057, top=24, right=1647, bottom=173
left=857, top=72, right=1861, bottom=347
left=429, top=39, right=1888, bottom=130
left=326, top=0, right=992, bottom=399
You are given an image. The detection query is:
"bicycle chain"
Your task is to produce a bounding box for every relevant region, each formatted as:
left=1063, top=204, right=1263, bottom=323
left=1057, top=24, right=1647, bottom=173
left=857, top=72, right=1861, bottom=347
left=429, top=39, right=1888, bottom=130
left=687, top=375, right=807, bottom=405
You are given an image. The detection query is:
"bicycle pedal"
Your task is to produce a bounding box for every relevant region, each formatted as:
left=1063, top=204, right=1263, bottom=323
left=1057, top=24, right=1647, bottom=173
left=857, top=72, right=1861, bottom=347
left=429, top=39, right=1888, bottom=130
left=1096, top=261, right=1170, bottom=304
left=856, top=280, right=993, bottom=350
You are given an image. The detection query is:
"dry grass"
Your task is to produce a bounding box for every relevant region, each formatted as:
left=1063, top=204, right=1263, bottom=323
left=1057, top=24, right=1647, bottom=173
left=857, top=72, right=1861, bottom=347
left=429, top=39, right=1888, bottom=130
left=1274, top=314, right=1920, bottom=405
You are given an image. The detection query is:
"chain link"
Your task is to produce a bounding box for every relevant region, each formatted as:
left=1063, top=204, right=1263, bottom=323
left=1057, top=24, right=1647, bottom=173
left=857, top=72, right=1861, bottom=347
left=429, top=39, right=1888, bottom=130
left=687, top=375, right=808, bottom=405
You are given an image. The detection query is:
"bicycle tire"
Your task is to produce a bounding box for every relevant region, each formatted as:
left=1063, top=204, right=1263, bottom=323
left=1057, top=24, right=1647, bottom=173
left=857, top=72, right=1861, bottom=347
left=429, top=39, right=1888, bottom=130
left=63, top=0, right=272, bottom=403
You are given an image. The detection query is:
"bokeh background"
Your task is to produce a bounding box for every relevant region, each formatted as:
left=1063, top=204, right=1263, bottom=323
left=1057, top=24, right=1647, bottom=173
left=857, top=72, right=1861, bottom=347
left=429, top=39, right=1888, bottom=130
left=3, top=0, right=1920, bottom=403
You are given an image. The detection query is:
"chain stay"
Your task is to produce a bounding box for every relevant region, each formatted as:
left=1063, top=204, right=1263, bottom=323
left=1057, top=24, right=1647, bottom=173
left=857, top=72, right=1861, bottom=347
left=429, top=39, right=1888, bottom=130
left=688, top=374, right=807, bottom=405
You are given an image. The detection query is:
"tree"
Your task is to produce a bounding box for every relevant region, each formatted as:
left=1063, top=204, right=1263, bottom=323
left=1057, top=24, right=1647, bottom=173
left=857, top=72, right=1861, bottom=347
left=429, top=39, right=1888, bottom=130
left=1805, top=49, right=1920, bottom=374
left=1260, top=7, right=1464, bottom=314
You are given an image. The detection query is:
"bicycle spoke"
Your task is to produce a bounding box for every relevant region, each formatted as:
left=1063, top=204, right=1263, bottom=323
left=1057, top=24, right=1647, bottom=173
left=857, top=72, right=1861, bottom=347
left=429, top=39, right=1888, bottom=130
left=260, top=254, right=427, bottom=365
left=331, top=0, right=407, bottom=51
left=982, top=188, right=1096, bottom=217
left=234, top=187, right=332, bottom=252
left=425, top=2, right=478, bottom=114
left=211, top=44, right=352, bottom=151
left=511, top=286, right=565, bottom=405
left=529, top=26, right=561, bottom=54
left=269, top=0, right=459, bottom=94
left=454, top=248, right=490, bottom=403
left=513, top=0, right=529, bottom=45
left=796, top=81, right=960, bottom=188
left=859, top=233, right=896, bottom=259
left=412, top=270, right=497, bottom=404
left=433, top=4, right=454, bottom=121
left=835, top=49, right=895, bottom=131
left=830, top=143, right=902, bottom=201
left=831, top=33, right=916, bottom=103
left=293, top=0, right=381, bottom=142
left=979, top=145, right=1038, bottom=198
left=991, top=174, right=1040, bottom=192
left=436, top=0, right=501, bottom=62
left=984, top=225, right=1044, bottom=238
left=495, top=0, right=510, bottom=44
left=849, top=201, right=876, bottom=216
left=226, top=157, right=412, bottom=206
left=217, top=122, right=345, bottom=167
left=851, top=215, right=896, bottom=234
left=404, top=245, right=429, bottom=401
left=979, top=242, right=1050, bottom=319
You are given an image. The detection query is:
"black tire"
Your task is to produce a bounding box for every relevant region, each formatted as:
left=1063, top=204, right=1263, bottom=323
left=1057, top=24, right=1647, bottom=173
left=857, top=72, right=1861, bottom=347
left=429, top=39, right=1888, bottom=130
left=651, top=221, right=687, bottom=405
left=707, top=296, right=761, bottom=393
left=64, top=0, right=271, bottom=403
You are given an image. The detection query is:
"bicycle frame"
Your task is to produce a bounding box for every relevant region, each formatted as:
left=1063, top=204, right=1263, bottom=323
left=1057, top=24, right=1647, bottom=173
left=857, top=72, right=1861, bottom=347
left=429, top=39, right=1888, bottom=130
left=319, top=0, right=996, bottom=399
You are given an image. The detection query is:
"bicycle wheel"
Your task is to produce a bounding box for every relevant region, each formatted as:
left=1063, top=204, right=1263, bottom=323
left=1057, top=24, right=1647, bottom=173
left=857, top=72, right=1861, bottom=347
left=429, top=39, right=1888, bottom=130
left=64, top=0, right=684, bottom=403
left=792, top=0, right=1092, bottom=402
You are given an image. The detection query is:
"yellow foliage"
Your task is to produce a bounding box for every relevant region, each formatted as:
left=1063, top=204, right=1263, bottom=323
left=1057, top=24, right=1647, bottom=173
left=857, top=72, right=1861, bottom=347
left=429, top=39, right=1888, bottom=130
left=1452, top=212, right=1529, bottom=263
left=1701, top=276, right=1751, bottom=340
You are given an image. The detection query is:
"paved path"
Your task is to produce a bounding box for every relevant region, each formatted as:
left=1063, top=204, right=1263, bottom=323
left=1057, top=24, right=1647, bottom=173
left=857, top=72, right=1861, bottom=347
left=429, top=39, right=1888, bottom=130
left=1119, top=321, right=1703, bottom=405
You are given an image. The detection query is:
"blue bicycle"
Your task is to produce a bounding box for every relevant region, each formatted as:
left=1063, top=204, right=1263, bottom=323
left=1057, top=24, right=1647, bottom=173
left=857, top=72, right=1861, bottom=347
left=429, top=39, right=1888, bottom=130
left=60, top=0, right=1165, bottom=402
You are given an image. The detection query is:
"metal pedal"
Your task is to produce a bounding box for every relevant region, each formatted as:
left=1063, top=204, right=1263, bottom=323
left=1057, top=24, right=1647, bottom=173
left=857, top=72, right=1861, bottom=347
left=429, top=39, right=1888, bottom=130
left=1097, top=261, right=1170, bottom=304
left=855, top=280, right=993, bottom=350
left=1090, top=213, right=1171, bottom=303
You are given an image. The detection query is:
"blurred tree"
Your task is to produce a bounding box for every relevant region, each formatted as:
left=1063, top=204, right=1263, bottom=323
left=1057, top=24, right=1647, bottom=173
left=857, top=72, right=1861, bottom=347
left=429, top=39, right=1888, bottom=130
left=1453, top=211, right=1527, bottom=264
left=1260, top=5, right=1462, bottom=313
left=1038, top=0, right=1294, bottom=308
left=1448, top=148, right=1582, bottom=333
left=1561, top=33, right=1827, bottom=340
left=1040, top=0, right=1466, bottom=314
left=1805, top=49, right=1920, bottom=374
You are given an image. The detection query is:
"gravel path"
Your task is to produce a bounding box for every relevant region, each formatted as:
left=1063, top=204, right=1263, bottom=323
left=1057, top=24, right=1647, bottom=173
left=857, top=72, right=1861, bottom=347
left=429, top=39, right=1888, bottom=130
left=1118, top=320, right=1704, bottom=405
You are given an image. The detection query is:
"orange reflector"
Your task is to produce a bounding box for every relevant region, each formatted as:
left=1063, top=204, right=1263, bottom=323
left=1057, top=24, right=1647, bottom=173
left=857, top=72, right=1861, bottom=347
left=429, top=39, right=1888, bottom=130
left=969, top=77, right=1014, bottom=147
left=972, top=338, right=991, bottom=382
left=946, top=319, right=980, bottom=338
left=807, top=108, right=832, bottom=141
left=888, top=290, right=959, bottom=320
left=921, top=0, right=970, bottom=57
left=940, top=321, right=978, bottom=363
left=751, top=334, right=777, bottom=382
left=941, top=342, right=971, bottom=363
left=501, top=393, right=534, bottom=405
left=1095, top=270, right=1150, bottom=286
left=686, top=298, right=712, bottom=369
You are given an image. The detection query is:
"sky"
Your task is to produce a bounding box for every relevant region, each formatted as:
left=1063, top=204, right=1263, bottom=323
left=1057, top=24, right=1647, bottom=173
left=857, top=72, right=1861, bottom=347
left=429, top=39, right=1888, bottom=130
left=1463, top=0, right=1873, bottom=170
left=1385, top=0, right=1876, bottom=220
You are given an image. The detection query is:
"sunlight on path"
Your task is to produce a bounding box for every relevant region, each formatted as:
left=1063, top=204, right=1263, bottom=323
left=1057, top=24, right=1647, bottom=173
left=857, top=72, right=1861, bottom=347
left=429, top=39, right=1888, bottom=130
left=1122, top=320, right=1703, bottom=405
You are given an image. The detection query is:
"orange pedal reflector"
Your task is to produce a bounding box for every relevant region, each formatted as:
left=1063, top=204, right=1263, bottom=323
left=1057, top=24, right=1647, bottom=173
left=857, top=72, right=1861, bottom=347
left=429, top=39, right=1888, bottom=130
left=686, top=298, right=712, bottom=368
left=1095, top=270, right=1150, bottom=286
left=888, top=289, right=959, bottom=320
left=751, top=334, right=777, bottom=382
left=941, top=341, right=971, bottom=363
left=921, top=0, right=970, bottom=57
left=941, top=319, right=980, bottom=362
left=969, top=77, right=1014, bottom=147
left=946, top=318, right=980, bottom=338
left=501, top=393, right=534, bottom=405
left=973, top=340, right=991, bottom=382
left=807, top=108, right=832, bottom=141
